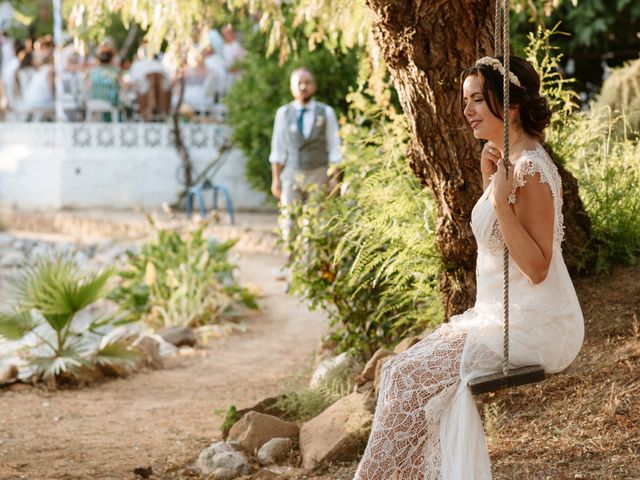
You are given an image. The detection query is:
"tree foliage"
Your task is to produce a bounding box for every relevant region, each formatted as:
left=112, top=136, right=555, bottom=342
left=516, top=27, right=640, bottom=270
left=68, top=0, right=226, bottom=57
left=512, top=0, right=640, bottom=97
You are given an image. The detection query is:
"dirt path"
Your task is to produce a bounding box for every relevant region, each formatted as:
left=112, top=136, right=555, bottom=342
left=0, top=252, right=327, bottom=480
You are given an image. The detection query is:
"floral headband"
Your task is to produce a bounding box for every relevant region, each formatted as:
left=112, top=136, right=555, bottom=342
left=474, top=57, right=522, bottom=87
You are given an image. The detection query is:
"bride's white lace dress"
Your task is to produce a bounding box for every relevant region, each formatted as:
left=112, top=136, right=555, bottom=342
left=354, top=145, right=584, bottom=479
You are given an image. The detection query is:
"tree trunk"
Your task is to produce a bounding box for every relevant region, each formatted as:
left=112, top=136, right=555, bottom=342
left=118, top=22, right=139, bottom=62
left=365, top=0, right=590, bottom=317
left=172, top=74, right=193, bottom=196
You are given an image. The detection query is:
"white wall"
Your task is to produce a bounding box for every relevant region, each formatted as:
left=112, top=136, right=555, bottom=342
left=0, top=122, right=270, bottom=211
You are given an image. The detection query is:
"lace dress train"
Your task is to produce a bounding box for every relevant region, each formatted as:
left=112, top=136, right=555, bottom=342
left=354, top=322, right=501, bottom=480
left=354, top=325, right=466, bottom=479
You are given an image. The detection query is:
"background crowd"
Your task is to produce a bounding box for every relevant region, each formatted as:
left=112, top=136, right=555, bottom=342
left=0, top=25, right=245, bottom=122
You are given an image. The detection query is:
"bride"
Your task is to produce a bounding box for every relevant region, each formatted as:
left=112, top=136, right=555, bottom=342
left=354, top=56, right=584, bottom=479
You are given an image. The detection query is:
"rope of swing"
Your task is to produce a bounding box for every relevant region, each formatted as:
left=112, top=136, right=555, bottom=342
left=495, top=0, right=511, bottom=377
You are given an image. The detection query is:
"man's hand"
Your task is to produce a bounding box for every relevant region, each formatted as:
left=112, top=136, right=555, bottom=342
left=271, top=179, right=282, bottom=200
left=271, top=163, right=284, bottom=200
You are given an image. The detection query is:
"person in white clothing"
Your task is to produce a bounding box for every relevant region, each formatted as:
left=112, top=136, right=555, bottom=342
left=1, top=39, right=21, bottom=111
left=354, top=56, right=584, bottom=479
left=221, top=24, right=245, bottom=90
left=176, top=47, right=209, bottom=112
left=269, top=68, right=341, bottom=241
left=124, top=44, right=170, bottom=94
left=202, top=44, right=227, bottom=99
left=21, top=50, right=54, bottom=114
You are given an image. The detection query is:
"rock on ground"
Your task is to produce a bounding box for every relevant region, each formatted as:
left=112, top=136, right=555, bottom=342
left=309, top=352, right=361, bottom=389
left=299, top=392, right=374, bottom=470
left=228, top=411, right=299, bottom=455
left=158, top=326, right=197, bottom=347
left=194, top=441, right=251, bottom=480
left=357, top=348, right=394, bottom=384
left=257, top=437, right=294, bottom=466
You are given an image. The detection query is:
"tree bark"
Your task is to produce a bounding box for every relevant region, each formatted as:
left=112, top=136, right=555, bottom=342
left=365, top=0, right=590, bottom=317
left=118, top=22, right=139, bottom=62
left=172, top=74, right=193, bottom=196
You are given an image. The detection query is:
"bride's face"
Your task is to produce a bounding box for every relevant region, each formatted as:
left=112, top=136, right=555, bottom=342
left=462, top=74, right=503, bottom=142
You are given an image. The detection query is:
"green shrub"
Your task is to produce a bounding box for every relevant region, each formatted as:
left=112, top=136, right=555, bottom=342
left=109, top=225, right=257, bottom=329
left=225, top=16, right=360, bottom=197
left=552, top=109, right=640, bottom=270
left=526, top=27, right=640, bottom=270
left=287, top=78, right=442, bottom=360
left=0, top=255, right=137, bottom=383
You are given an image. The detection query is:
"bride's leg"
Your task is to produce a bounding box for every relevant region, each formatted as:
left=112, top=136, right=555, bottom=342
left=355, top=327, right=466, bottom=480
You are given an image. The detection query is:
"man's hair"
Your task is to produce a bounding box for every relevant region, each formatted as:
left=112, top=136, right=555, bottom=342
left=290, top=68, right=316, bottom=85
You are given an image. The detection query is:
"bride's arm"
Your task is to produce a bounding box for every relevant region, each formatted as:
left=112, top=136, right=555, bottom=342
left=492, top=166, right=554, bottom=284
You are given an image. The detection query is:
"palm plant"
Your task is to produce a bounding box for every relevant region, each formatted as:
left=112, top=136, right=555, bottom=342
left=0, top=255, right=137, bottom=383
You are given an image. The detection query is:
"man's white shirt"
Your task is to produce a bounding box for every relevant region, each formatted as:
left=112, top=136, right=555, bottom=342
left=269, top=99, right=342, bottom=165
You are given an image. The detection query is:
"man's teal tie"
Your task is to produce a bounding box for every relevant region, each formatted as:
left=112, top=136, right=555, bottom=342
left=297, top=108, right=306, bottom=135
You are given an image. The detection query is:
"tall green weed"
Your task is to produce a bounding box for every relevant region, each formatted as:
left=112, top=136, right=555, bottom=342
left=109, top=225, right=257, bottom=329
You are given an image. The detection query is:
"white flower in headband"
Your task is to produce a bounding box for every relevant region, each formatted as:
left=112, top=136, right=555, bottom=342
left=474, top=57, right=522, bottom=87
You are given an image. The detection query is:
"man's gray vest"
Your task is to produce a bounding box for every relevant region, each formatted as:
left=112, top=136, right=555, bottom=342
left=284, top=102, right=329, bottom=170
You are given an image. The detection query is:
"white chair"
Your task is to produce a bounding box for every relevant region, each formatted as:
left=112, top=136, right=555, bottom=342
left=85, top=99, right=119, bottom=122
left=199, top=71, right=225, bottom=120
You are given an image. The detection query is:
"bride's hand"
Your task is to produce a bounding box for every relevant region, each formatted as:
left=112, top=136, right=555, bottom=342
left=481, top=141, right=501, bottom=176
left=491, top=160, right=515, bottom=209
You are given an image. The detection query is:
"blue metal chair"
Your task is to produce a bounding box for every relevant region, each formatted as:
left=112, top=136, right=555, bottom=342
left=185, top=179, right=235, bottom=224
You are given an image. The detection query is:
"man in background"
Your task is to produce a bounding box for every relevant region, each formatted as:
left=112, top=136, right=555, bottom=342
left=269, top=67, right=341, bottom=242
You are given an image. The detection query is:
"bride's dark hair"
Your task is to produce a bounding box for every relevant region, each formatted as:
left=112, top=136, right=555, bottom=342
left=461, top=56, right=552, bottom=141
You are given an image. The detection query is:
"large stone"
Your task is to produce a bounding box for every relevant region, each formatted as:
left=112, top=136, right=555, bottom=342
left=373, top=354, right=396, bottom=394
left=393, top=336, right=422, bottom=354
left=309, top=352, right=360, bottom=389
left=357, top=348, right=394, bottom=384
left=257, top=437, right=293, bottom=466
left=194, top=441, right=251, bottom=479
left=158, top=326, right=197, bottom=347
left=223, top=396, right=288, bottom=439
left=0, top=364, right=18, bottom=385
left=0, top=250, right=25, bottom=267
left=299, top=392, right=374, bottom=470
left=132, top=335, right=163, bottom=369
left=228, top=411, right=299, bottom=454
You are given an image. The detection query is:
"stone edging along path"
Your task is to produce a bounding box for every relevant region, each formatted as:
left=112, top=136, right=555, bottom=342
left=0, top=205, right=281, bottom=255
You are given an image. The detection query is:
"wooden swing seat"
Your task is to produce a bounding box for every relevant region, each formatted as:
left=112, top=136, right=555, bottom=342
left=469, top=364, right=545, bottom=395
